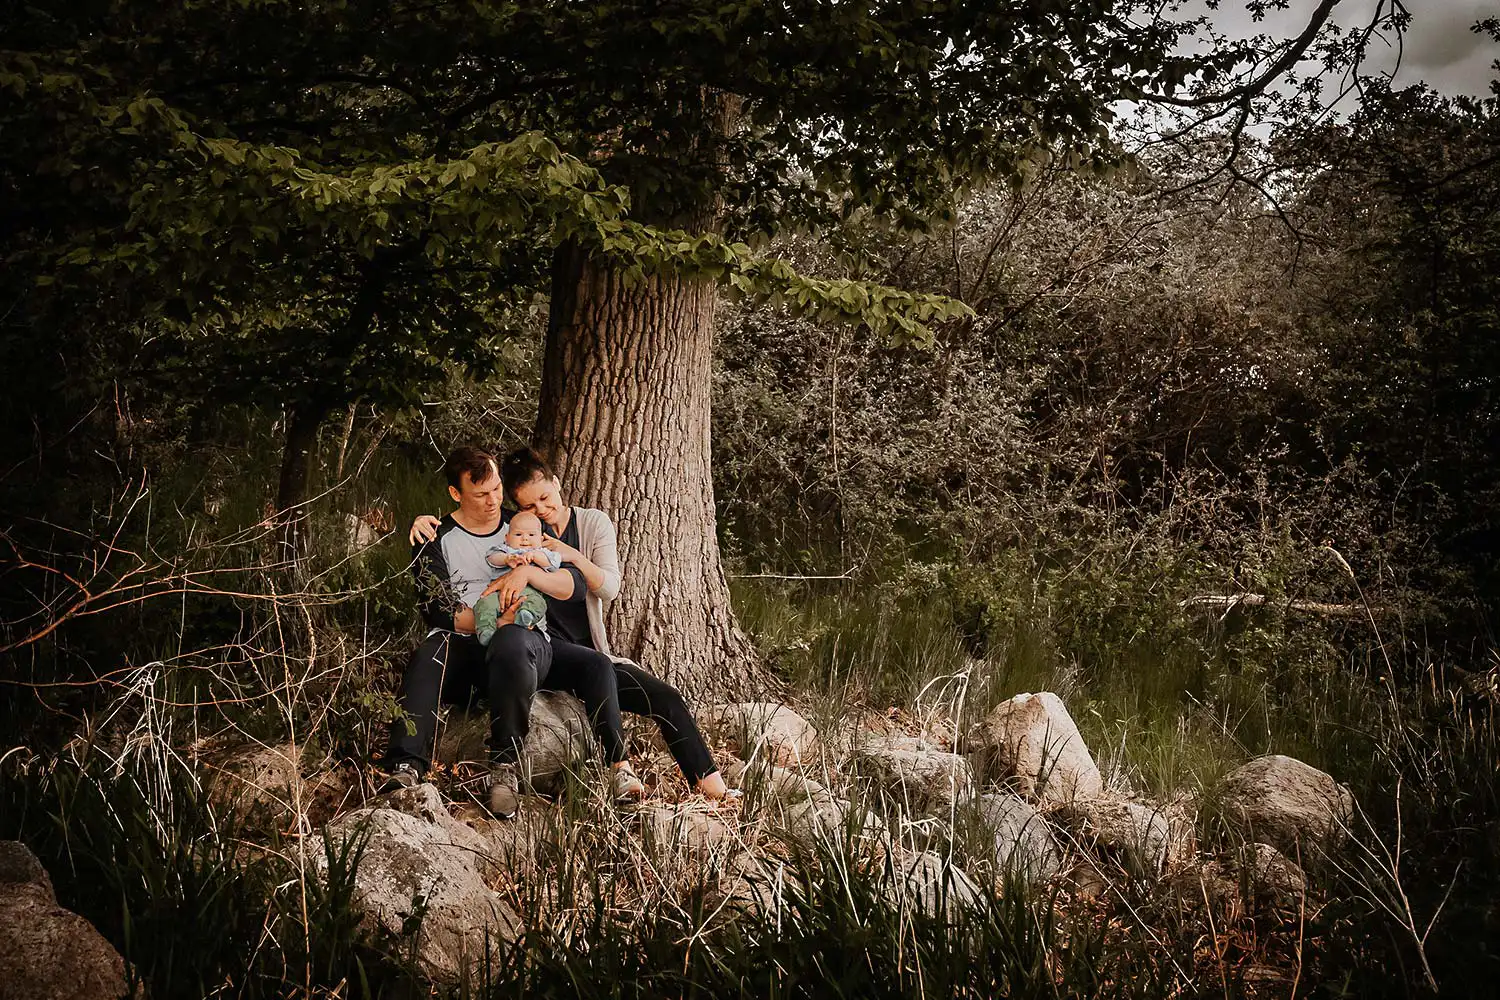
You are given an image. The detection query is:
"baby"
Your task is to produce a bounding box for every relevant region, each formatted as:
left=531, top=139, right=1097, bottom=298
left=472, top=511, right=563, bottom=645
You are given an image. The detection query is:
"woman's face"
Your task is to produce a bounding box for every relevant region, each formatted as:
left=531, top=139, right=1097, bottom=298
left=511, top=474, right=566, bottom=528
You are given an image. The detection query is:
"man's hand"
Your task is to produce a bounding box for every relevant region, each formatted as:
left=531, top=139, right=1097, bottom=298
left=454, top=607, right=477, bottom=634
left=540, top=535, right=582, bottom=564
left=409, top=514, right=441, bottom=545
left=495, top=594, right=525, bottom=628
left=483, top=564, right=532, bottom=608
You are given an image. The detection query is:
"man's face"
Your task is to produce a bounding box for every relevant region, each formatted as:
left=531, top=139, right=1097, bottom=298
left=450, top=465, right=503, bottom=521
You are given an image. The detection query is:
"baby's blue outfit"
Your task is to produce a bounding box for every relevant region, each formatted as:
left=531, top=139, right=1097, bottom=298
left=473, top=535, right=563, bottom=641
left=487, top=538, right=562, bottom=576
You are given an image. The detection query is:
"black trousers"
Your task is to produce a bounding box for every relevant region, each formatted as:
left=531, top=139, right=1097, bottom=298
left=385, top=626, right=625, bottom=769
left=612, top=657, right=718, bottom=784
left=385, top=627, right=717, bottom=783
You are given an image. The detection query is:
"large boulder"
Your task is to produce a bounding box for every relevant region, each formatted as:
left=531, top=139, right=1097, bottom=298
left=707, top=703, right=819, bottom=766
left=974, top=792, right=1064, bottom=882
left=722, top=759, right=837, bottom=807
left=448, top=800, right=552, bottom=877
left=717, top=852, right=791, bottom=919
left=887, top=852, right=982, bottom=921
left=1176, top=842, right=1307, bottom=916
left=781, top=795, right=884, bottom=847
left=967, top=692, right=1103, bottom=805
left=850, top=736, right=974, bottom=813
left=434, top=691, right=592, bottom=791
left=199, top=741, right=351, bottom=833
left=1055, top=797, right=1193, bottom=875
left=308, top=784, right=521, bottom=983
left=1216, top=755, right=1354, bottom=856
left=0, top=841, right=131, bottom=1000
left=638, top=806, right=736, bottom=856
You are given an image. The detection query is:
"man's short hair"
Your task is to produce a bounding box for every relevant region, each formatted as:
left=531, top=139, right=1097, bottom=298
left=500, top=447, right=556, bottom=496
left=444, top=446, right=498, bottom=490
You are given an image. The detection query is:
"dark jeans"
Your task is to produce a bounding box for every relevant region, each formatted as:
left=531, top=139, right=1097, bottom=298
left=385, top=626, right=625, bottom=769
left=385, top=627, right=717, bottom=783
left=612, top=657, right=718, bottom=784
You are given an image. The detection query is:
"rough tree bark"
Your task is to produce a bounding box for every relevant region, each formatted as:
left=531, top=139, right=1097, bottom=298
left=535, top=241, right=763, bottom=698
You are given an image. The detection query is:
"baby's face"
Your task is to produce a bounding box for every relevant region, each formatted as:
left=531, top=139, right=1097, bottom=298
left=507, top=515, right=542, bottom=549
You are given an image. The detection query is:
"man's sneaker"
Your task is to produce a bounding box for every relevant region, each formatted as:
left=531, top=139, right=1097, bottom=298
left=379, top=760, right=421, bottom=794
left=611, top=762, right=646, bottom=803
left=487, top=763, right=520, bottom=820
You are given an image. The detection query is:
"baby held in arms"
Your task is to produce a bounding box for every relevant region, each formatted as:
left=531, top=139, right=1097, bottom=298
left=472, top=511, right=562, bottom=645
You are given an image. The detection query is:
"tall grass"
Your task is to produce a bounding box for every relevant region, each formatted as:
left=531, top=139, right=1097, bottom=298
left=0, top=749, right=408, bottom=999
left=729, top=568, right=1500, bottom=998
left=5, top=407, right=1498, bottom=997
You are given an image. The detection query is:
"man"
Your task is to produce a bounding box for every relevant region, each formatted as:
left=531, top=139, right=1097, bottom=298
left=381, top=446, right=643, bottom=817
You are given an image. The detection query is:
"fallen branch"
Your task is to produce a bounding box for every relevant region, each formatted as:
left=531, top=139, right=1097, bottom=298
left=1179, top=592, right=1401, bottom=619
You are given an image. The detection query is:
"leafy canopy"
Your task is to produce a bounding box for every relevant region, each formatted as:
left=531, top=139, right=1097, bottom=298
left=2, top=0, right=1220, bottom=417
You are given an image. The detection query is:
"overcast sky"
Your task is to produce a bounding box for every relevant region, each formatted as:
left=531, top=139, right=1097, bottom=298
left=1200, top=0, right=1498, bottom=99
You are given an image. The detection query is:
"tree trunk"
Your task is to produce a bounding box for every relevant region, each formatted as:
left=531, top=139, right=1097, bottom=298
left=276, top=402, right=327, bottom=568
left=536, top=242, right=764, bottom=699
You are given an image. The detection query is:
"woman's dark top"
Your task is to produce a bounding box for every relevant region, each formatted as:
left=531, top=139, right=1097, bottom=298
left=541, top=507, right=594, bottom=649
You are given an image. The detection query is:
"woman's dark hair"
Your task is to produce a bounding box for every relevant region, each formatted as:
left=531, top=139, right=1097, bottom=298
left=444, top=446, right=498, bottom=490
left=500, top=446, right=556, bottom=496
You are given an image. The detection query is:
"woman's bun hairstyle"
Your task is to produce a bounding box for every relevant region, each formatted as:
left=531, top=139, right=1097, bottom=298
left=499, top=446, right=557, bottom=497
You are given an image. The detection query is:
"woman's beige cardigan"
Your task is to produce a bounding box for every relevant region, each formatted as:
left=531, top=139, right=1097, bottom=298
left=571, top=507, right=625, bottom=659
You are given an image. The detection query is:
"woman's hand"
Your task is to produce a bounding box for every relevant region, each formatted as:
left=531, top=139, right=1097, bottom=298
left=483, top=565, right=532, bottom=607
left=540, top=535, right=583, bottom=565
left=409, top=514, right=441, bottom=545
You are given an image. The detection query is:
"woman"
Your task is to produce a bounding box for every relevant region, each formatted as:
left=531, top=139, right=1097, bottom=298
left=412, top=447, right=731, bottom=800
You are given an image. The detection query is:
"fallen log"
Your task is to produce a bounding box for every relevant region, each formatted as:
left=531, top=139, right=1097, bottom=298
left=1179, top=593, right=1397, bottom=619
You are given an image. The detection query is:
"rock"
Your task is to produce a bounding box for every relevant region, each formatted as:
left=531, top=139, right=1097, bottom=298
left=724, top=759, right=837, bottom=808
left=1216, top=755, right=1354, bottom=855
left=638, top=806, right=735, bottom=855
left=851, top=735, right=974, bottom=813
left=450, top=799, right=552, bottom=875
left=344, top=512, right=382, bottom=552
left=708, top=703, right=819, bottom=766
left=974, top=792, right=1064, bottom=882
left=889, top=852, right=982, bottom=920
left=1055, top=797, right=1192, bottom=875
left=0, top=841, right=131, bottom=1000
left=0, top=841, right=52, bottom=894
left=1179, top=842, right=1306, bottom=914
left=311, top=785, right=521, bottom=983
left=782, top=795, right=883, bottom=847
left=1221, top=842, right=1306, bottom=899
left=434, top=692, right=592, bottom=791
left=717, top=853, right=790, bottom=918
left=199, top=741, right=352, bottom=833
left=968, top=692, right=1102, bottom=805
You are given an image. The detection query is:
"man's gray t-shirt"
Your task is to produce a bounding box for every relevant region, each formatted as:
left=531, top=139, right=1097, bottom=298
left=411, top=513, right=585, bottom=636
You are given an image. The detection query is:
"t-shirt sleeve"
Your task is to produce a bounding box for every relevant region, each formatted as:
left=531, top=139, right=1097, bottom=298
left=554, top=564, right=587, bottom=604
left=412, top=535, right=458, bottom=631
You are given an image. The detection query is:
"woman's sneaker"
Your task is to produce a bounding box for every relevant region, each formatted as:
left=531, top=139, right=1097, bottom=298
left=379, top=760, right=421, bottom=794
left=487, top=763, right=520, bottom=820
left=611, top=762, right=646, bottom=803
